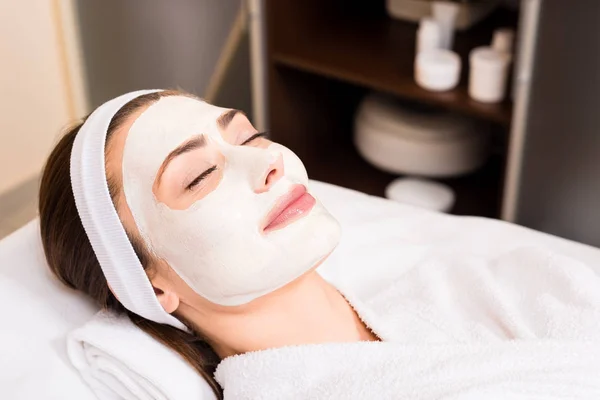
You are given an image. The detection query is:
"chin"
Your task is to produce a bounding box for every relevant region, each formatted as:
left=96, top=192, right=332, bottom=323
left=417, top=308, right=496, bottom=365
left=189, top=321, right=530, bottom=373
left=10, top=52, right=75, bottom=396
left=303, top=203, right=342, bottom=257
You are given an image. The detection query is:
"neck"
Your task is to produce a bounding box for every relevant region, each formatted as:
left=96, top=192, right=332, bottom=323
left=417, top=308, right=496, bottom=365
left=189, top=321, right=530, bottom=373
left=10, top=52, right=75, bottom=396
left=180, top=270, right=378, bottom=359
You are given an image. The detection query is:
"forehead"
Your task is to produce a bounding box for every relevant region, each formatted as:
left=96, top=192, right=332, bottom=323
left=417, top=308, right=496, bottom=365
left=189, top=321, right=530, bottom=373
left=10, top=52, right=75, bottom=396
left=132, top=96, right=230, bottom=137
left=120, top=96, right=230, bottom=175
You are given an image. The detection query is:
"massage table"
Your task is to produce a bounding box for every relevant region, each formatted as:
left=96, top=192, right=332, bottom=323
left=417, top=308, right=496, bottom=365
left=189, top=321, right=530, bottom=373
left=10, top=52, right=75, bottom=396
left=2, top=181, right=600, bottom=399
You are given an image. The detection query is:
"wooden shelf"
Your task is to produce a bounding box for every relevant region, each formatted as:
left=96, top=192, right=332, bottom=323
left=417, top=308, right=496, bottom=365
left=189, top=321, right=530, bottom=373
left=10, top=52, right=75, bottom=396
left=266, top=1, right=510, bottom=218
left=271, top=9, right=516, bottom=125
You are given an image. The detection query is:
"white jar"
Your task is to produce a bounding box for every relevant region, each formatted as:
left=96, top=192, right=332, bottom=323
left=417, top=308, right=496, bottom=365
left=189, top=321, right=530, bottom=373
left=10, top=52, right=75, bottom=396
left=415, top=49, right=461, bottom=92
left=468, top=46, right=512, bottom=103
left=385, top=178, right=456, bottom=213
left=354, top=93, right=490, bottom=178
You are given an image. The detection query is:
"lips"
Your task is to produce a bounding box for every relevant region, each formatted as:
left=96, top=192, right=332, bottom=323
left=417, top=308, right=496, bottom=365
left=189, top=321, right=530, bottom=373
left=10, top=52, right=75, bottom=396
left=262, top=184, right=316, bottom=233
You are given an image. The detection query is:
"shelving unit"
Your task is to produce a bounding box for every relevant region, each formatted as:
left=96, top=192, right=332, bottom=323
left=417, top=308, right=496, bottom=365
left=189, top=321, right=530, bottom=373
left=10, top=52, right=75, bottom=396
left=265, top=0, right=518, bottom=218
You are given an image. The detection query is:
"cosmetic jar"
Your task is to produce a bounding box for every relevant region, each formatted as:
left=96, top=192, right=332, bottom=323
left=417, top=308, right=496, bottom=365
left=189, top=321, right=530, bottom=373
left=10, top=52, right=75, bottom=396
left=469, top=46, right=512, bottom=103
left=415, top=49, right=461, bottom=92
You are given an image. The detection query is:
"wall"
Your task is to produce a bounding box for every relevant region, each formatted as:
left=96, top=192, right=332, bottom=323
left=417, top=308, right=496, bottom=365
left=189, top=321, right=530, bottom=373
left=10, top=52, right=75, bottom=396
left=212, top=31, right=253, bottom=117
left=0, top=1, right=74, bottom=195
left=515, top=0, right=600, bottom=247
left=76, top=0, right=246, bottom=110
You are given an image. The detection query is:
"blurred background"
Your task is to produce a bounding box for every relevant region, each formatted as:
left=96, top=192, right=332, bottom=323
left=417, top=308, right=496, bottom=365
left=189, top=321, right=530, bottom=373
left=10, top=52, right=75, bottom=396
left=0, top=0, right=250, bottom=238
left=1, top=0, right=599, bottom=247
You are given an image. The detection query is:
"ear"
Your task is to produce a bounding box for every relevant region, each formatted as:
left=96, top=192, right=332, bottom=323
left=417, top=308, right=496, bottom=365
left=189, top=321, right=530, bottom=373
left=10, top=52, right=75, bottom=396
left=150, top=274, right=180, bottom=314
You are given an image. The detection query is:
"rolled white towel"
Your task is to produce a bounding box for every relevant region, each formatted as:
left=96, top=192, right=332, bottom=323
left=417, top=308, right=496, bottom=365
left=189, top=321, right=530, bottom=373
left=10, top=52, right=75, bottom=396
left=67, top=311, right=217, bottom=400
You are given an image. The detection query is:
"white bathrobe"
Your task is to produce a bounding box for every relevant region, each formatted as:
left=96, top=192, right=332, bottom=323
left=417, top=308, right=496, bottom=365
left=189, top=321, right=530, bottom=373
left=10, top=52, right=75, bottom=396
left=215, top=246, right=600, bottom=399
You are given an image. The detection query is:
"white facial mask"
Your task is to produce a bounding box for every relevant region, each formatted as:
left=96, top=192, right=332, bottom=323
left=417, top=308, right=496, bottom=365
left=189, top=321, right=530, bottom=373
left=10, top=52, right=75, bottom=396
left=121, top=96, right=341, bottom=306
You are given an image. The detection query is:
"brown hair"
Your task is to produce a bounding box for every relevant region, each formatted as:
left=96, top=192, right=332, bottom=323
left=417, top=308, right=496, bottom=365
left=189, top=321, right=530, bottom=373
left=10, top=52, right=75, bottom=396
left=38, top=90, right=222, bottom=398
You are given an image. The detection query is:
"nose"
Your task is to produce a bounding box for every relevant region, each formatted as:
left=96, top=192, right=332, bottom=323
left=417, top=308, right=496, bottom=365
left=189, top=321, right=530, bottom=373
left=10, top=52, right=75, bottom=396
left=255, top=153, right=284, bottom=193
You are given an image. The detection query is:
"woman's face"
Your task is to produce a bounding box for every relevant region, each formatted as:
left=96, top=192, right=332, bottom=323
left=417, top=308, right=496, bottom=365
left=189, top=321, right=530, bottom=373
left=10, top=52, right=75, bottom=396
left=107, top=96, right=341, bottom=307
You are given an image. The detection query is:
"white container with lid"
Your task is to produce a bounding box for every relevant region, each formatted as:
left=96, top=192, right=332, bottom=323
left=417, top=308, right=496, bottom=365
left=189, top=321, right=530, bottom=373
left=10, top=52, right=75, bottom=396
left=469, top=46, right=512, bottom=103
left=415, top=49, right=461, bottom=92
left=354, top=93, right=490, bottom=178
left=385, top=177, right=456, bottom=213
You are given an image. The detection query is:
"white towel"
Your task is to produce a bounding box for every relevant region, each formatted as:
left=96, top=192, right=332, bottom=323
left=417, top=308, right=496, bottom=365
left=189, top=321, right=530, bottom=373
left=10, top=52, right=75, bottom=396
left=67, top=311, right=217, bottom=400
left=215, top=246, right=600, bottom=399
left=215, top=340, right=600, bottom=399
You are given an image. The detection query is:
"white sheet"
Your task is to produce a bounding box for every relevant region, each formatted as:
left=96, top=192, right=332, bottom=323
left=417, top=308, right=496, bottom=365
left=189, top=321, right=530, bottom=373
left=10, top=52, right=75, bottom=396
left=2, top=180, right=600, bottom=399
left=0, top=220, right=98, bottom=399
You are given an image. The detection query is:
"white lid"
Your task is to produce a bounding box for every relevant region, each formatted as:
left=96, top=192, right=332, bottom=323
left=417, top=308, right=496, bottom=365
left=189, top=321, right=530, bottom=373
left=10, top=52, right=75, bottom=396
left=385, top=177, right=455, bottom=213
left=416, top=49, right=461, bottom=73
left=356, top=93, right=476, bottom=142
left=470, top=46, right=512, bottom=69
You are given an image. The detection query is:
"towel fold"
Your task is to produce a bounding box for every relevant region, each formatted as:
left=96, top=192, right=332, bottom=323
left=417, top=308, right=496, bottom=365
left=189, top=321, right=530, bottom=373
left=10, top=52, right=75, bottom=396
left=67, top=311, right=216, bottom=400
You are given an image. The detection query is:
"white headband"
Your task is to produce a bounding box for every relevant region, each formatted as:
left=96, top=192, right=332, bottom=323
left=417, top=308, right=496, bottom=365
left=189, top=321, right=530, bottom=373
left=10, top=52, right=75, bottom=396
left=70, top=89, right=187, bottom=331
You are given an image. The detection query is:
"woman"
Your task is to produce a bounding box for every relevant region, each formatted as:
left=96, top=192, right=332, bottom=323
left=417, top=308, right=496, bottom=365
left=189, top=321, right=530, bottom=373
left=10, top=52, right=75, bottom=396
left=40, top=90, right=600, bottom=399
left=40, top=89, right=378, bottom=398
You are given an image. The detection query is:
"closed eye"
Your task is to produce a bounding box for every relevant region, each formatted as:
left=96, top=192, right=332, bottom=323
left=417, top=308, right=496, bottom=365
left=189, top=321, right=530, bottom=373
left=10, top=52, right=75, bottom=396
left=241, top=131, right=269, bottom=146
left=186, top=165, right=217, bottom=191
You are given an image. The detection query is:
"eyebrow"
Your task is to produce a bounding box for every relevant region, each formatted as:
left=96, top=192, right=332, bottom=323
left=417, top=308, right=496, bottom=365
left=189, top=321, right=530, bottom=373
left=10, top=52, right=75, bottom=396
left=217, top=109, right=243, bottom=129
left=156, top=135, right=206, bottom=186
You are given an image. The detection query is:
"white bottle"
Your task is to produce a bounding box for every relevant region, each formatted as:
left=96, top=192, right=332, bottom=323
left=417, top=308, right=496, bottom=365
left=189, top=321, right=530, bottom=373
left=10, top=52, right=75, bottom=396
left=417, top=18, right=442, bottom=54
left=432, top=1, right=460, bottom=50
left=469, top=46, right=512, bottom=103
